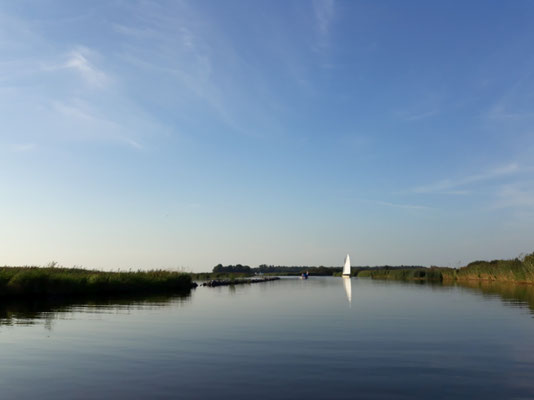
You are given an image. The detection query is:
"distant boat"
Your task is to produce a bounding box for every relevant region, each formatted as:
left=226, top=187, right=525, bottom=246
left=342, top=254, right=351, bottom=277
left=301, top=271, right=309, bottom=279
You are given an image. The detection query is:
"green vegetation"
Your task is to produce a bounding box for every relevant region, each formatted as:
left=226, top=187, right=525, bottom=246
left=355, top=252, right=534, bottom=284
left=212, top=264, right=253, bottom=275
left=208, top=263, right=426, bottom=277
left=453, top=253, right=534, bottom=283
left=257, top=265, right=342, bottom=276
left=190, top=272, right=253, bottom=280
left=0, top=266, right=195, bottom=298
left=357, top=267, right=444, bottom=281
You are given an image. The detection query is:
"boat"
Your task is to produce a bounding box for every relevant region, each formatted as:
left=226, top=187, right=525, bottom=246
left=342, top=254, right=352, bottom=305
left=300, top=271, right=309, bottom=279
left=342, top=254, right=351, bottom=277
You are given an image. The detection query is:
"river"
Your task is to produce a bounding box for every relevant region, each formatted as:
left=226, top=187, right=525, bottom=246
left=1, top=277, right=534, bottom=399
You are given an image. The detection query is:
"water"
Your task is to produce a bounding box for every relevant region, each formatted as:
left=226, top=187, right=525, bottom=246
left=1, top=277, right=534, bottom=399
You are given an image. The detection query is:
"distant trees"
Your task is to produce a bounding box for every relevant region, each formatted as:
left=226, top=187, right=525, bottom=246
left=256, top=265, right=341, bottom=276
left=212, top=264, right=427, bottom=276
left=212, top=264, right=252, bottom=274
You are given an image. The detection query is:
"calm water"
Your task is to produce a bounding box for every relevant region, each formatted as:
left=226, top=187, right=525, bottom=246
left=2, top=277, right=534, bottom=399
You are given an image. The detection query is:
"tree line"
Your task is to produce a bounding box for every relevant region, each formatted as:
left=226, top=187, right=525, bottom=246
left=212, top=264, right=425, bottom=276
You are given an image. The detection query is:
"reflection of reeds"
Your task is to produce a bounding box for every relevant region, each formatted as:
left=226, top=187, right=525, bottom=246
left=0, top=293, right=191, bottom=327
left=0, top=266, right=195, bottom=298
left=455, top=280, right=534, bottom=315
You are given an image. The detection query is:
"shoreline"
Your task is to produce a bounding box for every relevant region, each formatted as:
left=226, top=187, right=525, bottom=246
left=201, top=277, right=280, bottom=287
left=0, top=266, right=196, bottom=299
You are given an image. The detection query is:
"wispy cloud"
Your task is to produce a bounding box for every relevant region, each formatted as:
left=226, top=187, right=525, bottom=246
left=124, top=138, right=143, bottom=150
left=377, top=201, right=433, bottom=210
left=398, top=109, right=439, bottom=121
left=313, top=0, right=335, bottom=48
left=493, top=182, right=534, bottom=209
left=395, top=94, right=442, bottom=122
left=41, top=46, right=110, bottom=88
left=413, top=163, right=520, bottom=194
left=10, top=143, right=36, bottom=152
left=51, top=99, right=143, bottom=149
left=486, top=69, right=534, bottom=123
left=52, top=100, right=97, bottom=121
left=112, top=1, right=284, bottom=138
left=62, top=47, right=109, bottom=88
left=487, top=103, right=534, bottom=121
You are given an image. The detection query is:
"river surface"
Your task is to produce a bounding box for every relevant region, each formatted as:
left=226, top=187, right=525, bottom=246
left=1, top=277, right=534, bottom=399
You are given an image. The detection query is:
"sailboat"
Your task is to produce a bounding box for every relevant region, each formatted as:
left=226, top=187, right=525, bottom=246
left=342, top=254, right=351, bottom=277
left=342, top=254, right=352, bottom=305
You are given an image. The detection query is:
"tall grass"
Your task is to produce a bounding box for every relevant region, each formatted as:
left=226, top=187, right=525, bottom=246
left=355, top=253, right=534, bottom=284
left=357, top=268, right=443, bottom=281
left=0, top=266, right=195, bottom=298
left=454, top=253, right=534, bottom=283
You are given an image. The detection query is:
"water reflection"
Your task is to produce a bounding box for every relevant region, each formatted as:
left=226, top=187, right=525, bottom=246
left=356, top=277, right=534, bottom=315
left=455, top=280, right=534, bottom=315
left=0, top=292, right=192, bottom=329
left=342, top=276, right=352, bottom=306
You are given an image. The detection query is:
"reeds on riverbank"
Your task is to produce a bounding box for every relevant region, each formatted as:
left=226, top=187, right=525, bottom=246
left=0, top=266, right=195, bottom=298
left=189, top=272, right=253, bottom=280
left=357, top=267, right=444, bottom=281
left=356, top=252, right=534, bottom=284
left=453, top=253, right=534, bottom=283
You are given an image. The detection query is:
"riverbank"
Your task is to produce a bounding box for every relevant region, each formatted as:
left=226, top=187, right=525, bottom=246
left=189, top=272, right=253, bottom=280
left=357, top=252, right=534, bottom=284
left=201, top=277, right=280, bottom=287
left=0, top=266, right=196, bottom=298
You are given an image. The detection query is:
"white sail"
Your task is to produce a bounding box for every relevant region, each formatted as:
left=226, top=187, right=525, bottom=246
left=342, top=254, right=351, bottom=276
left=342, top=276, right=352, bottom=305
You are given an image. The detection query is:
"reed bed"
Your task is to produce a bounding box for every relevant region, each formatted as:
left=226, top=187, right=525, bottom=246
left=357, top=268, right=443, bottom=281
left=454, top=253, right=534, bottom=283
left=0, top=266, right=195, bottom=298
left=356, top=253, right=534, bottom=284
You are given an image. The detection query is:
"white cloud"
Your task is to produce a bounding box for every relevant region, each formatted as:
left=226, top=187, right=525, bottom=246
left=62, top=47, right=109, bottom=88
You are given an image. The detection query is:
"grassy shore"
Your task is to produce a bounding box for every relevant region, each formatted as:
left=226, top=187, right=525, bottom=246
left=357, top=267, right=444, bottom=281
left=0, top=266, right=195, bottom=298
left=189, top=272, right=253, bottom=280
left=356, top=252, right=534, bottom=284
left=450, top=253, right=534, bottom=283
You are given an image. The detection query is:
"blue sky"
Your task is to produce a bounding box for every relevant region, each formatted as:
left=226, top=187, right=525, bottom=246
left=1, top=0, right=534, bottom=271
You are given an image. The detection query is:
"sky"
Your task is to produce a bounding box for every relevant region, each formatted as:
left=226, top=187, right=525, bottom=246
left=1, top=0, right=534, bottom=271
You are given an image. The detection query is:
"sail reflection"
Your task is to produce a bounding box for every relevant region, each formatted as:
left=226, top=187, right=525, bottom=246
left=342, top=276, right=352, bottom=306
